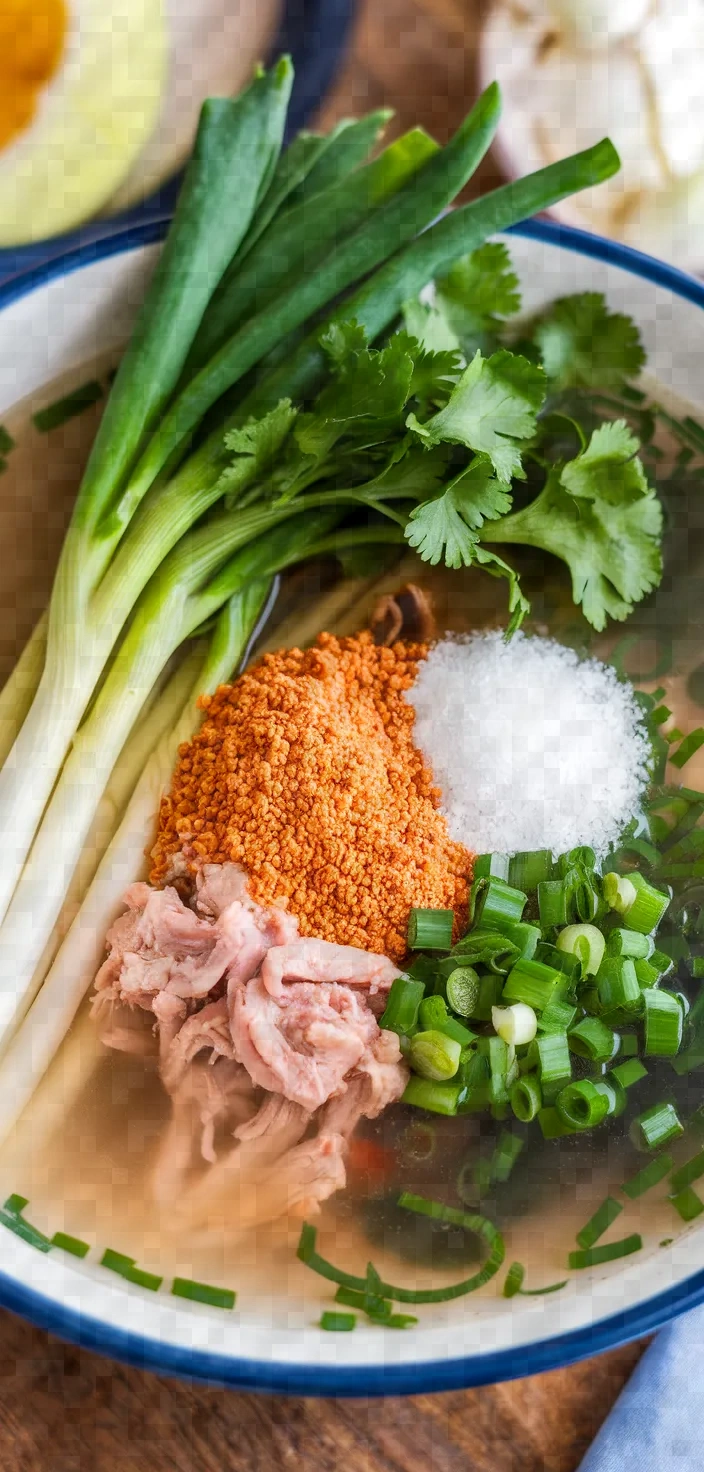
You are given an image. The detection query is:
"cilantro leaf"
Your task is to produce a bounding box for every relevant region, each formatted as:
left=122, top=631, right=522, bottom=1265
left=561, top=420, right=649, bottom=506
left=435, top=242, right=521, bottom=355
left=360, top=441, right=452, bottom=502
left=218, top=400, right=298, bottom=503
left=321, top=319, right=369, bottom=365
left=223, top=399, right=297, bottom=468
left=297, top=334, right=414, bottom=459
left=392, top=328, right=462, bottom=407
left=533, top=293, right=645, bottom=389
left=473, top=545, right=530, bottom=636
left=482, top=464, right=663, bottom=631
left=404, top=459, right=512, bottom=568
left=401, top=298, right=462, bottom=356
left=406, top=349, right=546, bottom=484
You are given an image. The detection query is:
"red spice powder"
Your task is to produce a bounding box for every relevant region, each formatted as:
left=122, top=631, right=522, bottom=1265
left=151, top=631, right=472, bottom=961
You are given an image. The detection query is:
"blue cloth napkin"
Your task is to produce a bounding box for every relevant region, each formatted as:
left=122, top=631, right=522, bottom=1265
left=579, top=1305, right=704, bottom=1470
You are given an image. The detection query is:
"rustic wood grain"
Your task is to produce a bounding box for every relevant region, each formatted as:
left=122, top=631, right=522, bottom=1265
left=0, top=1310, right=643, bottom=1472
left=0, top=2, right=647, bottom=1464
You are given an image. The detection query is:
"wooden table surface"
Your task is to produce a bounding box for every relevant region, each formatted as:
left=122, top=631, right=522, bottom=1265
left=0, top=1, right=647, bottom=1466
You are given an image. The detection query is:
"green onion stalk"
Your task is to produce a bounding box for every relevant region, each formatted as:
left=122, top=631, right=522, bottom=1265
left=0, top=76, right=502, bottom=924
left=0, top=509, right=405, bottom=1047
left=0, top=580, right=274, bottom=1142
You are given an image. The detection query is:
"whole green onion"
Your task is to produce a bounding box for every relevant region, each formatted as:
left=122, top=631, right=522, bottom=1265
left=630, top=1101, right=684, bottom=1151
left=643, top=988, right=683, bottom=1057
left=556, top=1079, right=610, bottom=1130
left=568, top=1017, right=618, bottom=1063
left=408, top=908, right=454, bottom=951
left=557, top=923, right=606, bottom=976
left=510, top=1072, right=542, bottom=1122
left=409, top=1030, right=462, bottom=1081
left=379, top=976, right=425, bottom=1035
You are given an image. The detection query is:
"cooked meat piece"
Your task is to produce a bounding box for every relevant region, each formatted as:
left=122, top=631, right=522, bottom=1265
left=159, top=996, right=235, bottom=1094
left=320, top=1028, right=408, bottom=1136
left=232, top=976, right=383, bottom=1112
left=151, top=1056, right=260, bottom=1203
left=260, top=936, right=399, bottom=1003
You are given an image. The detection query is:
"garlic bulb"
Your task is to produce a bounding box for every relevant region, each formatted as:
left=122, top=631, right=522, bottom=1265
left=481, top=0, right=704, bottom=264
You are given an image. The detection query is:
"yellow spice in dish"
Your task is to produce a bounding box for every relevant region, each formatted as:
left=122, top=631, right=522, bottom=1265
left=151, top=631, right=472, bottom=962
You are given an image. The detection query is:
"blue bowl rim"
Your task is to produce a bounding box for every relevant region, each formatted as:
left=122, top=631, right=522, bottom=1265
left=2, top=214, right=704, bottom=1395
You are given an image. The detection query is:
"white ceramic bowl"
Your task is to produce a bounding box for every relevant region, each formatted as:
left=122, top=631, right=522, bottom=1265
left=0, top=220, right=703, bottom=1393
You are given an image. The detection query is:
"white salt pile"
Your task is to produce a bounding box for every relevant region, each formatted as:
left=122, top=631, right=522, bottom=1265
left=407, top=632, right=650, bottom=857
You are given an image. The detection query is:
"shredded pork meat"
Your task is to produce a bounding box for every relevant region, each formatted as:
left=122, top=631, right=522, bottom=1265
left=92, top=863, right=407, bottom=1229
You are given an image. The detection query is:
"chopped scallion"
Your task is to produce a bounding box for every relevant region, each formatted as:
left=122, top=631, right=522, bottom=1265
left=473, top=853, right=510, bottom=881
left=568, top=1234, right=642, bottom=1269
left=491, top=1002, right=537, bottom=1046
left=508, top=850, right=553, bottom=890
left=643, top=988, right=683, bottom=1056
left=401, top=1076, right=462, bottom=1115
left=556, top=1079, right=610, bottom=1131
left=502, top=958, right=562, bottom=1012
left=50, top=1231, right=90, bottom=1258
left=538, top=998, right=579, bottom=1034
left=669, top=1148, right=704, bottom=1193
left=610, top=1057, right=648, bottom=1089
left=510, top=1072, right=542, bottom=1122
left=669, top=1186, right=704, bottom=1221
left=630, top=1101, right=684, bottom=1151
left=596, top=956, right=641, bottom=1011
left=472, top=877, right=527, bottom=930
left=503, top=1261, right=525, bottom=1297
left=379, top=976, right=425, bottom=1035
left=538, top=1106, right=575, bottom=1139
left=32, top=380, right=104, bottom=433
left=171, top=1277, right=236, bottom=1310
left=672, top=729, right=704, bottom=770
left=575, top=1196, right=623, bottom=1250
left=445, top=966, right=481, bottom=1017
left=408, top=908, right=454, bottom=951
left=320, top=1310, right=356, bottom=1331
left=623, top=874, right=670, bottom=934
left=621, top=1153, right=673, bottom=1199
left=538, top=880, right=569, bottom=928
left=557, top=923, right=605, bottom=976
left=568, top=1017, right=617, bottom=1063
left=607, top=929, right=654, bottom=959
left=409, top=1030, right=462, bottom=1081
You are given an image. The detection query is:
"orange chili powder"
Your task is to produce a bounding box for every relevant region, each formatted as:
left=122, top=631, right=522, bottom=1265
left=150, top=631, right=472, bottom=962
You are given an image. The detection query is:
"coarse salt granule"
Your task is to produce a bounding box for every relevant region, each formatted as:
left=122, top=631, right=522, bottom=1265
left=407, top=631, right=651, bottom=857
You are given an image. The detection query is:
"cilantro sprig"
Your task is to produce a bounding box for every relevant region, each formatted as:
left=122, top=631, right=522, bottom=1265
left=217, top=252, right=679, bottom=635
